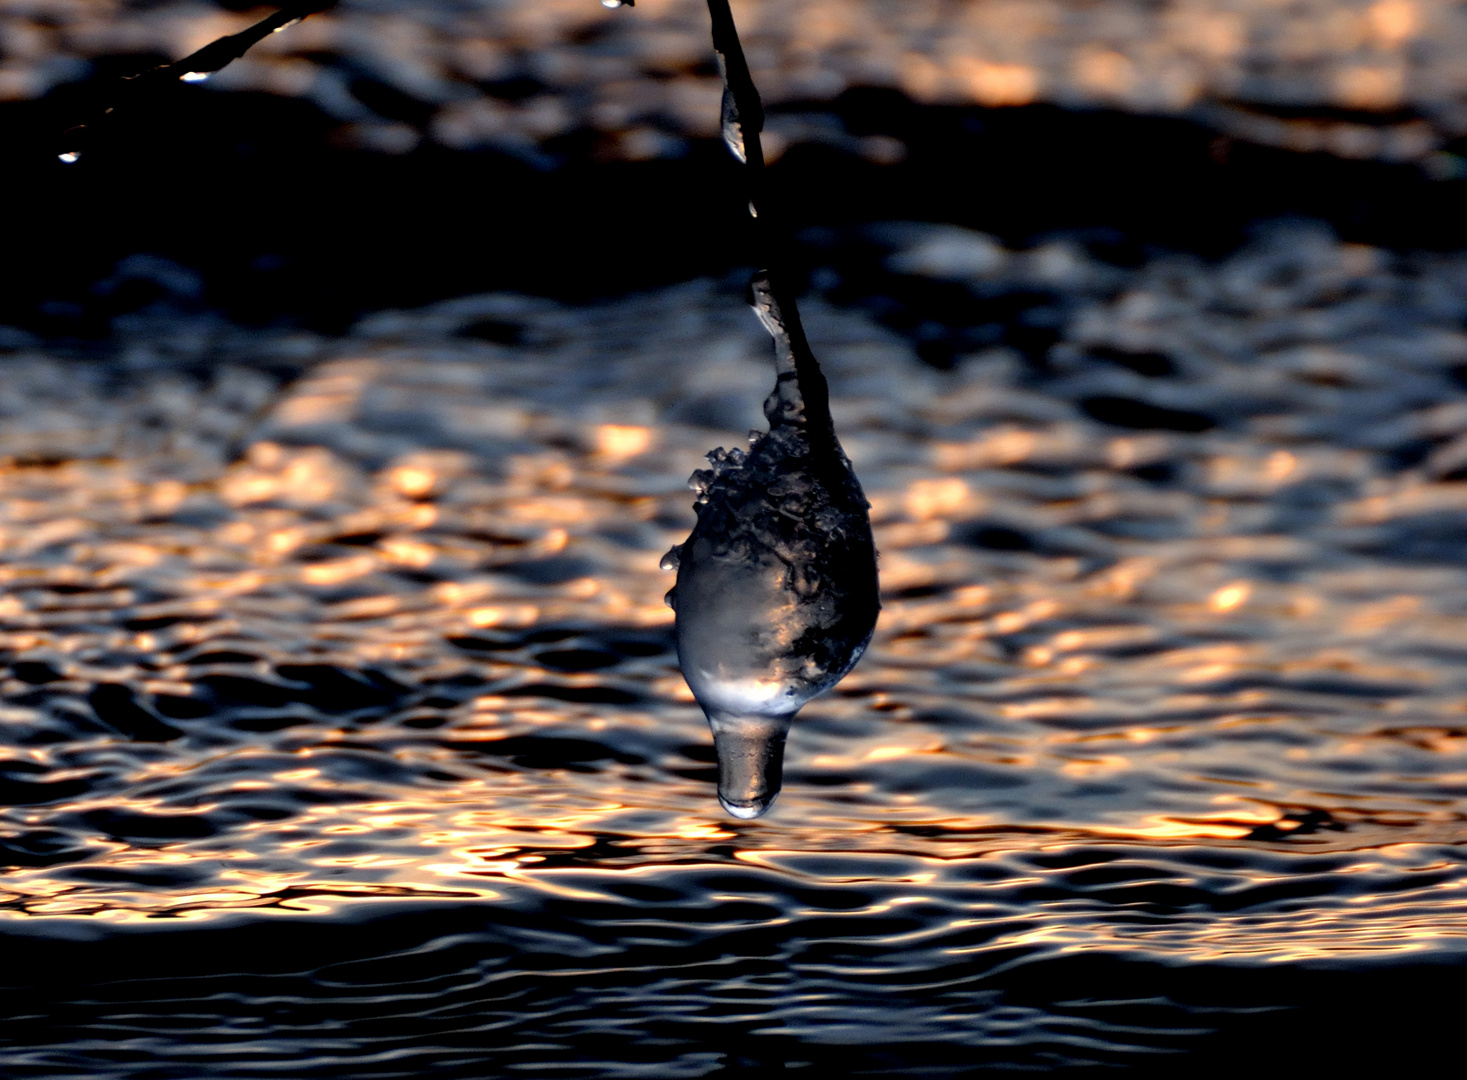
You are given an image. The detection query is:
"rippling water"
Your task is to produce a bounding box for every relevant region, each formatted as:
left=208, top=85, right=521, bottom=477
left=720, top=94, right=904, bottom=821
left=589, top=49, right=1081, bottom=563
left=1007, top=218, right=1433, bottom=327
left=5, top=222, right=1467, bottom=1074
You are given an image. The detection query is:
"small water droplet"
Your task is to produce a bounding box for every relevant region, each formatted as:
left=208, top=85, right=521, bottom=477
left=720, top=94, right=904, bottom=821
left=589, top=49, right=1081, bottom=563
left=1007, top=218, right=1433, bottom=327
left=600, top=0, right=628, bottom=7
left=748, top=201, right=758, bottom=218
left=663, top=588, right=677, bottom=610
left=57, top=151, right=81, bottom=164
left=659, top=546, right=681, bottom=572
left=180, top=71, right=210, bottom=83
left=272, top=17, right=301, bottom=33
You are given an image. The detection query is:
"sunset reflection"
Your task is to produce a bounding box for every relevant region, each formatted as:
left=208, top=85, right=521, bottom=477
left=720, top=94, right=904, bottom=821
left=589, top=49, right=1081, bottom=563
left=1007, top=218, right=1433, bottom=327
left=1, top=234, right=1467, bottom=979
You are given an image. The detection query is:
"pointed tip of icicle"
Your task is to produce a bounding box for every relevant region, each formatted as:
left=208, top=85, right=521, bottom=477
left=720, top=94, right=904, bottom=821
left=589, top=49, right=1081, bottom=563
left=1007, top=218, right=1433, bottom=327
left=706, top=710, right=789, bottom=820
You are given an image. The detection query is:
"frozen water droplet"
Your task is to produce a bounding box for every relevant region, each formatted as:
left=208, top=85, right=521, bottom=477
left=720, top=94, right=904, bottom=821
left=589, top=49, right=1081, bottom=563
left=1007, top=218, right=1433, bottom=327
left=748, top=430, right=762, bottom=445
left=672, top=272, right=879, bottom=818
left=57, top=151, right=81, bottom=164
left=711, top=712, right=789, bottom=818
left=663, top=588, right=677, bottom=611
left=180, top=71, right=210, bottom=83
left=272, top=17, right=301, bottom=32
left=660, top=546, right=682, bottom=572
left=601, top=0, right=629, bottom=7
left=688, top=468, right=714, bottom=493
left=748, top=201, right=758, bottom=218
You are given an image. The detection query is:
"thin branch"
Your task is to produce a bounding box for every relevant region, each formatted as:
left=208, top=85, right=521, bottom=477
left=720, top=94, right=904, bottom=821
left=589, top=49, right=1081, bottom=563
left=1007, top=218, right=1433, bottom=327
left=703, top=0, right=828, bottom=426
left=58, top=1, right=338, bottom=162
left=706, top=0, right=765, bottom=176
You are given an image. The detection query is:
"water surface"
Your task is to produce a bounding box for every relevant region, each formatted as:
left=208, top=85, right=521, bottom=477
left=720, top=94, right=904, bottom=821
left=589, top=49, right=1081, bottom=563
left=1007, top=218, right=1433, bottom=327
left=3, top=223, right=1467, bottom=1074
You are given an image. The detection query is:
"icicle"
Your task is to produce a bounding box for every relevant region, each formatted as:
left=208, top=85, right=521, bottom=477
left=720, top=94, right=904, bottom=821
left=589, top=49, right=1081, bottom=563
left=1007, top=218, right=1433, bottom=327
left=667, top=272, right=879, bottom=818
left=657, top=1, right=878, bottom=818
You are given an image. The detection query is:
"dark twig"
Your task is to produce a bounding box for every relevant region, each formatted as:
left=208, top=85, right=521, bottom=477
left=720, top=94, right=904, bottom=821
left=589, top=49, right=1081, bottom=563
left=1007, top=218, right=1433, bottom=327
left=706, top=0, right=766, bottom=178
left=57, top=1, right=338, bottom=162
left=701, top=0, right=829, bottom=427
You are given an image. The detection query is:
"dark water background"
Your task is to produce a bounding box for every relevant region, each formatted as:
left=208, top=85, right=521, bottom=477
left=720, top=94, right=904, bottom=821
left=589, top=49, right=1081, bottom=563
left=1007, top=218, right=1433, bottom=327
left=3, top=68, right=1467, bottom=1076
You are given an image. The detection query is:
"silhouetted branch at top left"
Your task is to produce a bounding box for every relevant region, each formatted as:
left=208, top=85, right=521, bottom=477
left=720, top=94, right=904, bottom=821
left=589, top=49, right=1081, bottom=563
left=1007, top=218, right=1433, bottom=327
left=56, top=1, right=338, bottom=163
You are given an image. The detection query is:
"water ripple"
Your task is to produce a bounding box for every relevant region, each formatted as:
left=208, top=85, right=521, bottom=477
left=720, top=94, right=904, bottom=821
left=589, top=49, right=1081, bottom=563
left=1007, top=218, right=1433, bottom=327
left=4, top=226, right=1467, bottom=1071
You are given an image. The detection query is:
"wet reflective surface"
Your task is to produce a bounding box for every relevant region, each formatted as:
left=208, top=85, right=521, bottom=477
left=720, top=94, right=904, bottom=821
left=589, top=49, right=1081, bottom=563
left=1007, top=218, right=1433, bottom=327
left=5, top=223, right=1467, bottom=1073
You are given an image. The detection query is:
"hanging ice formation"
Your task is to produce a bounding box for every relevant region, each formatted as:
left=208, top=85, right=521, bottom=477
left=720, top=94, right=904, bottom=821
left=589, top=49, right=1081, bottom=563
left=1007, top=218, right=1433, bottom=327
left=628, top=0, right=877, bottom=818
left=663, top=275, right=879, bottom=818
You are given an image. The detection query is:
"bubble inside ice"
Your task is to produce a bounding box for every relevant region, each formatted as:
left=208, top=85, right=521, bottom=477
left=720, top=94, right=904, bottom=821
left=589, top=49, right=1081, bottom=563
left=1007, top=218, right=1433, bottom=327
left=666, top=272, right=879, bottom=818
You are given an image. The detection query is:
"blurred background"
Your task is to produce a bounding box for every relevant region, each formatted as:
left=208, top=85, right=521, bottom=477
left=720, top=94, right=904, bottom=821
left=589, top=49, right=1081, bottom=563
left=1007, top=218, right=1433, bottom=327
left=6, top=0, right=1467, bottom=336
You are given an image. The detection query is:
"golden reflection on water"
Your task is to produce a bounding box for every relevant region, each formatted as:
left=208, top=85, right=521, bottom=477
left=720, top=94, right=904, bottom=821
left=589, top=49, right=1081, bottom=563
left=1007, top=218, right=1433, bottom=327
left=5, top=241, right=1467, bottom=963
